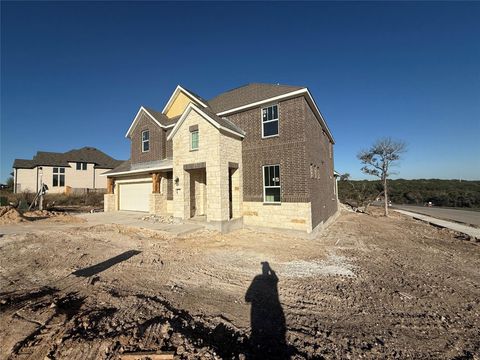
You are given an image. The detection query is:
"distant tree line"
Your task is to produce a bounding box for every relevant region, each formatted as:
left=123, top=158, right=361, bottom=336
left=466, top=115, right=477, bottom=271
left=338, top=179, right=480, bottom=208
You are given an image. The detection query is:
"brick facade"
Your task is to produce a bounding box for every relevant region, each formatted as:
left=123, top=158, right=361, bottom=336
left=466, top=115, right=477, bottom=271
left=225, top=97, right=308, bottom=203
left=130, top=112, right=167, bottom=164
left=109, top=88, right=337, bottom=234
left=226, top=96, right=337, bottom=229
left=304, top=100, right=338, bottom=228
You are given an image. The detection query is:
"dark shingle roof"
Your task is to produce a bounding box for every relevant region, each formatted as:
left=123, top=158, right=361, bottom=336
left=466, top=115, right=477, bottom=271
left=201, top=106, right=245, bottom=136
left=181, top=86, right=209, bottom=106
left=143, top=107, right=179, bottom=127
left=12, top=147, right=123, bottom=169
left=102, top=160, right=131, bottom=175
left=207, top=83, right=305, bottom=113
left=63, top=147, right=124, bottom=168
left=13, top=159, right=36, bottom=169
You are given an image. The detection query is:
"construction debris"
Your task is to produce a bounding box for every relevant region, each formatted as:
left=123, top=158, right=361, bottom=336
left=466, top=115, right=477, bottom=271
left=141, top=215, right=175, bottom=224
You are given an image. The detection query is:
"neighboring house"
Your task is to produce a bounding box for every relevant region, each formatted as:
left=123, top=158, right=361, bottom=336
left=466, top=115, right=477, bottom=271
left=13, top=147, right=123, bottom=194
left=104, top=83, right=337, bottom=234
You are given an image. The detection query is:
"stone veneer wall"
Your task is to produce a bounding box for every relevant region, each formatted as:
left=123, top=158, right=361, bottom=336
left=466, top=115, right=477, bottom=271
left=243, top=201, right=312, bottom=232
left=172, top=108, right=243, bottom=223
left=149, top=193, right=167, bottom=215
left=166, top=200, right=173, bottom=214
left=104, top=194, right=116, bottom=212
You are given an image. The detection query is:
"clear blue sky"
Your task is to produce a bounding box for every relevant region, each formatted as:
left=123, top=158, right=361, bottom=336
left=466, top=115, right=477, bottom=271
left=1, top=1, right=479, bottom=182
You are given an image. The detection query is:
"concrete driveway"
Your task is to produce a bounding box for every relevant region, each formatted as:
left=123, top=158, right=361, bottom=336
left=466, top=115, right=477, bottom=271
left=0, top=211, right=203, bottom=237
left=77, top=211, right=204, bottom=236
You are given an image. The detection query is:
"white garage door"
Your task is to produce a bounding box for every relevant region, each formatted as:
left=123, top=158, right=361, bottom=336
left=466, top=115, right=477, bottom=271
left=118, top=181, right=151, bottom=212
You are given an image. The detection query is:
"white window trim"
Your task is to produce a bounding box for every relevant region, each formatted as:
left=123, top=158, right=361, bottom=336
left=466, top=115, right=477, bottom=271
left=261, top=104, right=279, bottom=139
left=190, top=130, right=199, bottom=151
left=141, top=130, right=150, bottom=153
left=262, top=164, right=281, bottom=204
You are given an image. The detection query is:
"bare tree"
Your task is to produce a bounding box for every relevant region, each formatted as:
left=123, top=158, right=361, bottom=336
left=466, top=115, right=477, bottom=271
left=358, top=138, right=406, bottom=216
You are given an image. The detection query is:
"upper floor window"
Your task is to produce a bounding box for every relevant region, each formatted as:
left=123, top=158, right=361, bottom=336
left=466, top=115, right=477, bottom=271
left=191, top=130, right=199, bottom=150
left=142, top=130, right=150, bottom=152
left=262, top=105, right=279, bottom=138
left=76, top=162, right=87, bottom=170
left=53, top=167, right=65, bottom=187
left=263, top=164, right=281, bottom=203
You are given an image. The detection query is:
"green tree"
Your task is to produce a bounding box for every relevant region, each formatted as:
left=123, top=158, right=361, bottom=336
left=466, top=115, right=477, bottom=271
left=6, top=177, right=14, bottom=191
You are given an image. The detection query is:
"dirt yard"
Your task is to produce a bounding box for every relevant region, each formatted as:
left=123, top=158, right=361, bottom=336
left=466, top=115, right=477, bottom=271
left=0, top=209, right=479, bottom=359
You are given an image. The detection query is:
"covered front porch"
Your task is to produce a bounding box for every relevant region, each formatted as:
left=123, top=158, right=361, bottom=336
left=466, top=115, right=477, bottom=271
left=169, top=103, right=244, bottom=232
left=173, top=161, right=242, bottom=231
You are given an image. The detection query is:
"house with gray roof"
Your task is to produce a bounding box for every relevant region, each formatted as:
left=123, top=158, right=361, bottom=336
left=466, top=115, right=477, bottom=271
left=12, top=147, right=123, bottom=194
left=104, top=83, right=337, bottom=234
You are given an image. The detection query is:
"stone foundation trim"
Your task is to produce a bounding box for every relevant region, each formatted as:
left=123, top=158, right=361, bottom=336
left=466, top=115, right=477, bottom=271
left=243, top=201, right=312, bottom=232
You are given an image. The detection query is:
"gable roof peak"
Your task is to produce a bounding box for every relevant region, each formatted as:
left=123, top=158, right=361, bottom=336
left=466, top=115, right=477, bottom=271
left=167, top=103, right=245, bottom=141
left=161, top=85, right=208, bottom=114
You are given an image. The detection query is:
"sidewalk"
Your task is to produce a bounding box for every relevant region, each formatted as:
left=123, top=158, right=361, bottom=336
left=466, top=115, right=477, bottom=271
left=394, top=209, right=480, bottom=241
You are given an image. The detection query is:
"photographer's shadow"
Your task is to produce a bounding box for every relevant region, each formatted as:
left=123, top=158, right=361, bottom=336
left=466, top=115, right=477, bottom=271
left=245, top=261, right=289, bottom=359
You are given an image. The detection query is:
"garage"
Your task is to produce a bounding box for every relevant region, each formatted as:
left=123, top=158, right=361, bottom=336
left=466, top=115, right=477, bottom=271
left=118, top=181, right=151, bottom=212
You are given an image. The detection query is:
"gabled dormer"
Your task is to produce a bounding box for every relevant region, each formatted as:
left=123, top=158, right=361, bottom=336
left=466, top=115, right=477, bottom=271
left=126, top=107, right=173, bottom=164
left=125, top=86, right=209, bottom=165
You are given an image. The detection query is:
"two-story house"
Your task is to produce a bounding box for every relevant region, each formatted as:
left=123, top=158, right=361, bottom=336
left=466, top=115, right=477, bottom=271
left=13, top=147, right=123, bottom=194
left=103, top=84, right=337, bottom=234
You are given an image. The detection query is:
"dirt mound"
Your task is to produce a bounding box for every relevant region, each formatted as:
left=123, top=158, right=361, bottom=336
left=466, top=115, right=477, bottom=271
left=0, top=206, right=26, bottom=225
left=23, top=210, right=86, bottom=223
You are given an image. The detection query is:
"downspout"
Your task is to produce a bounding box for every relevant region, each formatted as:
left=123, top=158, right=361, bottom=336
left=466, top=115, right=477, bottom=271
left=36, top=167, right=39, bottom=193
left=14, top=168, right=17, bottom=193
left=93, top=165, right=96, bottom=189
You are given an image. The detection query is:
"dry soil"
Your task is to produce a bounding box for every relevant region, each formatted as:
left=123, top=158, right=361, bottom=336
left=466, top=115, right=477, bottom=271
left=0, top=209, right=479, bottom=359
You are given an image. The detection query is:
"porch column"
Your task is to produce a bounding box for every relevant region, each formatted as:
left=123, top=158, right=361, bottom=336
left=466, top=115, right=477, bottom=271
left=149, top=172, right=167, bottom=215
left=104, top=177, right=116, bottom=212
left=152, top=173, right=161, bottom=193
left=107, top=177, right=114, bottom=194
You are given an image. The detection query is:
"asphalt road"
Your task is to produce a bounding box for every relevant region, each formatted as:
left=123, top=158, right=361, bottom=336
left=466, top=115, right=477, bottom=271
left=392, top=205, right=480, bottom=227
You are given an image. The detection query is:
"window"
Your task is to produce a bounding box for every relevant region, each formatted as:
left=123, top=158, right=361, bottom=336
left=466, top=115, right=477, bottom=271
left=191, top=130, right=199, bottom=150
left=142, top=130, right=150, bottom=152
left=263, top=165, right=281, bottom=203
left=262, top=105, right=279, bottom=138
left=76, top=162, right=87, bottom=170
left=53, top=167, right=65, bottom=187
